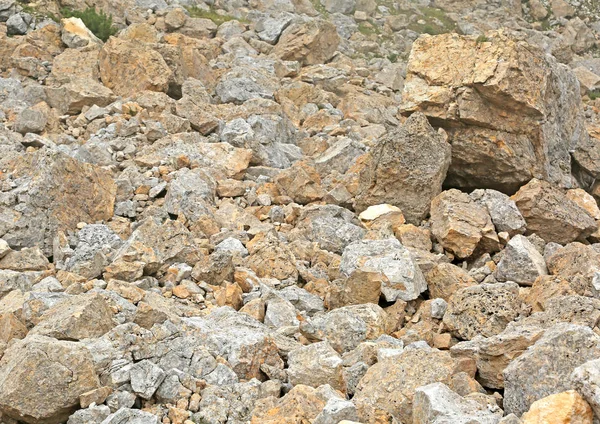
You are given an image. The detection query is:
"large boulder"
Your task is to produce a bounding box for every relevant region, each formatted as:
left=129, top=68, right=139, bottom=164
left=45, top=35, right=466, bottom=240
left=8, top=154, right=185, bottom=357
left=0, top=335, right=100, bottom=424
left=402, top=31, right=588, bottom=192
left=354, top=112, right=451, bottom=224
left=0, top=149, right=116, bottom=255
left=99, top=38, right=172, bottom=98
left=273, top=19, right=340, bottom=66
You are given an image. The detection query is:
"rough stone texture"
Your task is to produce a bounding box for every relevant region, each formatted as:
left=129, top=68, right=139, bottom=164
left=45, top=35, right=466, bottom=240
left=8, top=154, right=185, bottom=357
left=61, top=17, right=102, bottom=48
left=354, top=347, right=462, bottom=423
left=470, top=189, right=527, bottom=236
left=494, top=235, right=548, bottom=285
left=340, top=238, right=427, bottom=302
left=287, top=341, right=345, bottom=392
left=443, top=282, right=522, bottom=340
left=274, top=19, right=340, bottom=66
left=430, top=189, right=499, bottom=259
left=413, top=383, right=503, bottom=424
left=521, top=390, right=593, bottom=424
left=425, top=263, right=478, bottom=302
left=503, top=323, right=600, bottom=416
left=0, top=149, right=116, bottom=255
left=0, top=335, right=100, bottom=424
left=99, top=38, right=172, bottom=98
left=512, top=179, right=597, bottom=244
left=571, top=359, right=600, bottom=419
left=402, top=31, right=587, bottom=192
left=354, top=112, right=451, bottom=224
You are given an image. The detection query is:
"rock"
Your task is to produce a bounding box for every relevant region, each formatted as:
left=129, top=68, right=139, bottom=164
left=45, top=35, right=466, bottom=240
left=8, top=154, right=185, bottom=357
left=0, top=246, right=49, bottom=271
left=321, top=0, right=356, bottom=14
left=216, top=67, right=278, bottom=104
left=100, top=408, right=160, bottom=424
left=0, top=149, right=116, bottom=256
left=99, top=38, right=172, bottom=98
left=61, top=17, right=102, bottom=48
left=521, top=390, right=593, bottom=424
left=443, top=282, right=522, bottom=340
left=430, top=189, right=499, bottom=259
left=340, top=238, right=427, bottom=302
left=130, top=359, right=166, bottom=400
left=425, top=263, right=478, bottom=302
left=313, top=397, right=359, bottom=424
left=246, top=231, right=298, bottom=281
left=14, top=108, right=47, bottom=135
left=354, top=347, right=464, bottom=423
left=573, top=67, right=600, bottom=92
left=470, top=189, right=527, bottom=236
left=287, top=341, right=345, bottom=392
left=355, top=112, right=451, bottom=224
left=275, top=161, right=325, bottom=204
left=45, top=78, right=116, bottom=115
left=30, top=293, right=115, bottom=340
left=273, top=19, right=340, bottom=66
left=6, top=12, right=28, bottom=35
left=413, top=382, right=503, bottom=424
left=494, top=235, right=548, bottom=285
left=164, top=167, right=216, bottom=222
left=571, top=359, right=600, bottom=419
left=512, top=179, right=597, bottom=244
left=402, top=32, right=587, bottom=191
left=0, top=335, right=100, bottom=424
left=566, top=188, right=600, bottom=220
left=67, top=404, right=111, bottom=424
left=503, top=323, right=600, bottom=416
left=256, top=14, right=294, bottom=44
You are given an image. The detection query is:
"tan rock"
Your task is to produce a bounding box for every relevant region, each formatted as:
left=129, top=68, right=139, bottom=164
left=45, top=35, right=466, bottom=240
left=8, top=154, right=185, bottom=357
left=0, top=247, right=49, bottom=271
left=239, top=298, right=266, bottom=321
left=573, top=66, right=600, bottom=92
left=275, top=161, right=325, bottom=204
left=566, top=188, right=600, bottom=220
left=214, top=282, right=243, bottom=310
left=0, top=335, right=100, bottom=424
left=394, top=224, right=433, bottom=251
left=99, top=37, right=172, bottom=98
left=250, top=384, right=333, bottom=423
left=327, top=270, right=382, bottom=308
left=430, top=189, right=499, bottom=259
left=105, top=279, right=145, bottom=303
left=79, top=386, right=113, bottom=409
left=273, top=20, right=340, bottom=66
left=0, top=312, right=27, bottom=343
left=522, top=390, right=592, bottom=424
left=247, top=232, right=298, bottom=281
left=525, top=275, right=583, bottom=312
left=61, top=17, right=101, bottom=48
left=402, top=32, right=586, bottom=192
left=512, top=179, right=597, bottom=244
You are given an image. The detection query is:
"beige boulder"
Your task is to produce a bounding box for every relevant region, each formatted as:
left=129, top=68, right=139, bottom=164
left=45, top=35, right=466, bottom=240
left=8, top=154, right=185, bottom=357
left=273, top=19, right=340, bottom=66
left=521, top=390, right=593, bottom=424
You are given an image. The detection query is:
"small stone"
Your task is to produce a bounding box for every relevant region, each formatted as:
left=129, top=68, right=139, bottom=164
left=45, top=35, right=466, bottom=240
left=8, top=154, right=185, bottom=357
left=521, top=390, right=593, bottom=424
left=130, top=360, right=166, bottom=400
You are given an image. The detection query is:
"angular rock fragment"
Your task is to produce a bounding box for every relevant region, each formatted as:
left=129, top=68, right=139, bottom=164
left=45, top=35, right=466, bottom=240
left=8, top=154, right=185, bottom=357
left=287, top=341, right=346, bottom=392
left=494, top=235, right=548, bottom=285
left=274, top=19, right=340, bottom=66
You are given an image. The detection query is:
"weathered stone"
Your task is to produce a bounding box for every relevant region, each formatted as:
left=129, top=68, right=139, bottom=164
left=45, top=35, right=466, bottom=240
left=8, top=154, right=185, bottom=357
left=494, top=235, right=548, bottom=285
left=571, top=359, right=600, bottom=419
left=470, top=189, right=527, bottom=236
left=99, top=38, right=172, bottom=98
left=287, top=341, right=345, bottom=392
left=100, top=408, right=160, bottom=424
left=14, top=108, right=47, bottom=135
left=355, top=112, right=451, bottom=224
left=402, top=32, right=587, bottom=191
left=340, top=238, right=427, bottom=302
left=503, top=323, right=600, bottom=416
left=430, top=189, right=499, bottom=259
left=521, top=390, right=593, bottom=424
left=274, top=19, right=340, bottom=66
left=61, top=17, right=102, bottom=48
left=413, top=382, right=503, bottom=424
left=130, top=359, right=166, bottom=400
left=512, top=179, right=597, bottom=244
left=0, top=335, right=100, bottom=424
left=443, top=282, right=522, bottom=340
left=425, top=263, right=478, bottom=302
left=275, top=161, right=325, bottom=204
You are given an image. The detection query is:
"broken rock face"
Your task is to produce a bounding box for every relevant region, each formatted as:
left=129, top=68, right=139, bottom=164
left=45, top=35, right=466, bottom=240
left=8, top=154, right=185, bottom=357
left=402, top=31, right=587, bottom=192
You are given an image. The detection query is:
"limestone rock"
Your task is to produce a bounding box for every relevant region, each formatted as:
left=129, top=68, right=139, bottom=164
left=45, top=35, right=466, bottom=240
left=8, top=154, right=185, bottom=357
left=413, top=382, right=503, bottom=424
left=494, top=235, right=548, bottom=285
left=402, top=32, right=587, bottom=191
left=340, top=238, right=427, bottom=302
left=430, top=189, right=499, bottom=259
left=470, top=189, right=527, bottom=237
left=512, top=179, right=597, bottom=244
left=425, top=263, right=478, bottom=302
left=61, top=17, right=102, bottom=48
left=503, top=323, right=600, bottom=416
left=571, top=359, right=600, bottom=419
left=287, top=341, right=346, bottom=392
left=275, top=161, right=325, bottom=204
left=443, top=282, right=522, bottom=340
left=521, top=390, right=593, bottom=424
left=130, top=359, right=166, bottom=400
left=99, top=38, right=172, bottom=98
left=0, top=335, right=100, bottom=424
left=274, top=19, right=340, bottom=66
left=355, top=112, right=451, bottom=224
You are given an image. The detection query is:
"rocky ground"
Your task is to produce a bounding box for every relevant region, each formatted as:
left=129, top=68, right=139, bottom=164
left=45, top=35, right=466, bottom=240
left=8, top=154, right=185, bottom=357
left=0, top=0, right=600, bottom=423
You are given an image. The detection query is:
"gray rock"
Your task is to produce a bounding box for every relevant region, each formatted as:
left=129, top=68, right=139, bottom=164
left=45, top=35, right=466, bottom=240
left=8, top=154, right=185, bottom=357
left=100, top=408, right=160, bottom=424
left=571, top=358, right=600, bottom=419
left=314, top=138, right=365, bottom=175
left=503, top=323, right=600, bottom=416
left=155, top=370, right=193, bottom=404
left=413, top=383, right=503, bottom=424
left=264, top=295, right=299, bottom=328
left=287, top=341, right=345, bottom=392
left=340, top=238, right=427, bottom=302
left=204, top=364, right=239, bottom=386
left=278, top=285, right=324, bottom=316
left=355, top=112, right=451, bottom=224
left=130, top=360, right=166, bottom=399
left=430, top=298, right=447, bottom=320
left=443, top=282, right=522, bottom=340
left=164, top=167, right=216, bottom=221
left=0, top=0, right=16, bottom=22
left=494, top=235, right=548, bottom=285
left=215, top=237, right=248, bottom=257
left=14, top=108, right=47, bottom=134
left=216, top=67, right=278, bottom=104
left=313, top=397, right=359, bottom=424
left=470, top=189, right=527, bottom=236
left=105, top=390, right=136, bottom=412
left=321, top=0, right=356, bottom=14
left=6, top=12, right=28, bottom=35
left=256, top=13, right=294, bottom=44
left=67, top=405, right=111, bottom=424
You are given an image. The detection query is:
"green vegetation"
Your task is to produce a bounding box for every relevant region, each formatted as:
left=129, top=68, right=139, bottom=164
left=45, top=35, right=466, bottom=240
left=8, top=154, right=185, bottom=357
left=588, top=88, right=600, bottom=100
left=60, top=7, right=118, bottom=41
left=387, top=53, right=399, bottom=63
left=308, top=0, right=329, bottom=17
left=476, top=34, right=490, bottom=43
left=185, top=6, right=245, bottom=25
left=358, top=22, right=381, bottom=36
left=405, top=6, right=458, bottom=35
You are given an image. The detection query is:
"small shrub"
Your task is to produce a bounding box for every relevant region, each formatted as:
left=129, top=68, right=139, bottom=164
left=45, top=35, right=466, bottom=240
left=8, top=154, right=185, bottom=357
left=588, top=89, right=600, bottom=100
left=476, top=34, right=490, bottom=43
left=387, top=53, right=399, bottom=63
left=185, top=6, right=243, bottom=25
left=60, top=7, right=118, bottom=41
